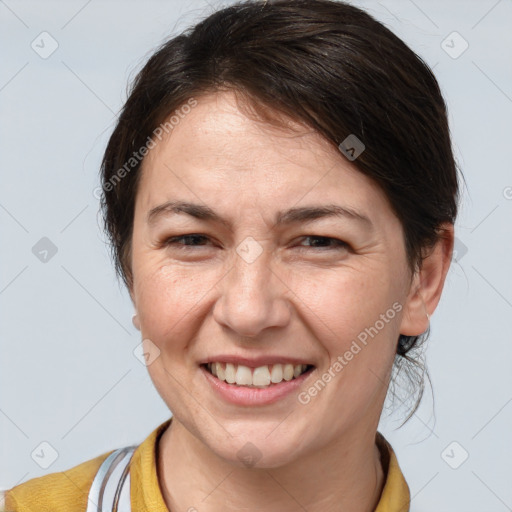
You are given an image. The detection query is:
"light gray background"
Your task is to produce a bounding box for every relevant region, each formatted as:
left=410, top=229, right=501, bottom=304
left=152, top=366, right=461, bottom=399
left=1, top=0, right=511, bottom=510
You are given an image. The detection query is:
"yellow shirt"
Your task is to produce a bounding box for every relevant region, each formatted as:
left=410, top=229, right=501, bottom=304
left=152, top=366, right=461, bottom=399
left=2, top=418, right=410, bottom=511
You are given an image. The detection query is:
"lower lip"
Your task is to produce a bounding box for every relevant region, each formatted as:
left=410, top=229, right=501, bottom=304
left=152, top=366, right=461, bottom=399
left=200, top=365, right=315, bottom=406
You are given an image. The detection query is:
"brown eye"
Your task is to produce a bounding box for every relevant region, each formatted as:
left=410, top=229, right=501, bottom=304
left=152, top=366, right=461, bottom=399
left=164, top=234, right=212, bottom=249
left=298, top=236, right=349, bottom=250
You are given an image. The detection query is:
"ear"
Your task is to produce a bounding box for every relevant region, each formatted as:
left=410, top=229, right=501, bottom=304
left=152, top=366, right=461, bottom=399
left=128, top=286, right=141, bottom=330
left=399, top=223, right=454, bottom=336
left=132, top=314, right=141, bottom=331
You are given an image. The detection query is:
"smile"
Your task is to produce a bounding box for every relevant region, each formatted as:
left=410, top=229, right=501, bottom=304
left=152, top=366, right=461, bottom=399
left=203, top=362, right=314, bottom=388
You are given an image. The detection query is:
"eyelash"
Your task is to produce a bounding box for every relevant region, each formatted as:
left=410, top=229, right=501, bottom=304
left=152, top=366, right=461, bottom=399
left=163, top=234, right=349, bottom=251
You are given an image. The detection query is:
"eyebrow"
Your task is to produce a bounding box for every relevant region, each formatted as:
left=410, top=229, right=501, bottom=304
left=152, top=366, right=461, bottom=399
left=146, top=200, right=373, bottom=229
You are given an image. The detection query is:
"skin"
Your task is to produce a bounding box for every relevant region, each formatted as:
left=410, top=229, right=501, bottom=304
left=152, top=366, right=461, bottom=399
left=129, top=90, right=454, bottom=512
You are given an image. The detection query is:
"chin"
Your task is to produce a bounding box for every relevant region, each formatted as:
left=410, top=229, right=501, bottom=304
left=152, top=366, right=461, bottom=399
left=204, top=423, right=308, bottom=470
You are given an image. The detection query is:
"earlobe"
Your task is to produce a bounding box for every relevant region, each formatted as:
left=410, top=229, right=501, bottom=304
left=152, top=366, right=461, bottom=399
left=128, top=285, right=141, bottom=331
left=399, top=223, right=454, bottom=336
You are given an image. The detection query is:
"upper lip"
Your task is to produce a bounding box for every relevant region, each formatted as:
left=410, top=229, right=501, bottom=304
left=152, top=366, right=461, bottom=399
left=199, top=355, right=315, bottom=368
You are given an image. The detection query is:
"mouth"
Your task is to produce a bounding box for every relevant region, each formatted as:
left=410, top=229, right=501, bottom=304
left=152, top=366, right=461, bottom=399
left=201, top=362, right=315, bottom=388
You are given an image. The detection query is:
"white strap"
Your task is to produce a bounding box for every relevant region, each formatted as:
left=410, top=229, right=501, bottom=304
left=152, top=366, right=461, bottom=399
left=116, top=470, right=132, bottom=512
left=86, top=446, right=137, bottom=512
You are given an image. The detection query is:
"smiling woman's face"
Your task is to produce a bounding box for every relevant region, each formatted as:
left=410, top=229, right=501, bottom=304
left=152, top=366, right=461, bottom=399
left=130, top=90, right=425, bottom=467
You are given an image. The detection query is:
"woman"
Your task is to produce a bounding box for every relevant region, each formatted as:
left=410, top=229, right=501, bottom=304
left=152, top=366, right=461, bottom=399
left=2, top=0, right=459, bottom=510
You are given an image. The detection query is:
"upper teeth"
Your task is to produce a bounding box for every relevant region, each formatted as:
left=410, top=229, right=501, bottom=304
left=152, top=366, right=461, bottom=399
left=207, top=362, right=309, bottom=387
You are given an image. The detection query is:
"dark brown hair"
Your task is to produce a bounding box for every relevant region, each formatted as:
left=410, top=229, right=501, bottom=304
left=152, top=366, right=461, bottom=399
left=99, top=0, right=460, bottom=422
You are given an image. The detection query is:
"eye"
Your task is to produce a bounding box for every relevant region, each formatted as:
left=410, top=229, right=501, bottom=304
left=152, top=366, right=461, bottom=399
left=161, top=234, right=349, bottom=252
left=297, top=236, right=349, bottom=251
left=163, top=234, right=213, bottom=249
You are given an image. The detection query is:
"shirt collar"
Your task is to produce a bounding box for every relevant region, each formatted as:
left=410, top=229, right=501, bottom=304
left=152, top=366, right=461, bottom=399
left=131, top=418, right=410, bottom=511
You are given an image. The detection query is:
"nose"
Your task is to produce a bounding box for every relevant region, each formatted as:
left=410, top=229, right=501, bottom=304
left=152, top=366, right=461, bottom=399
left=212, top=244, right=291, bottom=338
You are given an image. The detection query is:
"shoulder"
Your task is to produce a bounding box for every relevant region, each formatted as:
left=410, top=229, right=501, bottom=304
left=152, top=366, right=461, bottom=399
left=1, top=419, right=173, bottom=512
left=375, top=432, right=411, bottom=512
left=1, top=449, right=115, bottom=512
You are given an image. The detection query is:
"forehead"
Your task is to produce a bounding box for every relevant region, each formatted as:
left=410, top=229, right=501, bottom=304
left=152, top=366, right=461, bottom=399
left=136, top=91, right=391, bottom=222
left=145, top=91, right=334, bottom=169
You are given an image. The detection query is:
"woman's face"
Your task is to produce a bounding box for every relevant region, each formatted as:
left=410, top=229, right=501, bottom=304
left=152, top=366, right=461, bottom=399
left=130, top=90, right=422, bottom=467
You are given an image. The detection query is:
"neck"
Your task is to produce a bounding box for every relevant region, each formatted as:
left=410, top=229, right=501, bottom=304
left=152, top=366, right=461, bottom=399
left=157, top=419, right=385, bottom=512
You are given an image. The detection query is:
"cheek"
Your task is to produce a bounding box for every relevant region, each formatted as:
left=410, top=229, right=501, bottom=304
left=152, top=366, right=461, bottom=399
left=134, top=262, right=207, bottom=347
left=295, top=270, right=402, bottom=414
left=293, top=265, right=403, bottom=396
left=134, top=264, right=210, bottom=404
left=292, top=264, right=402, bottom=350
